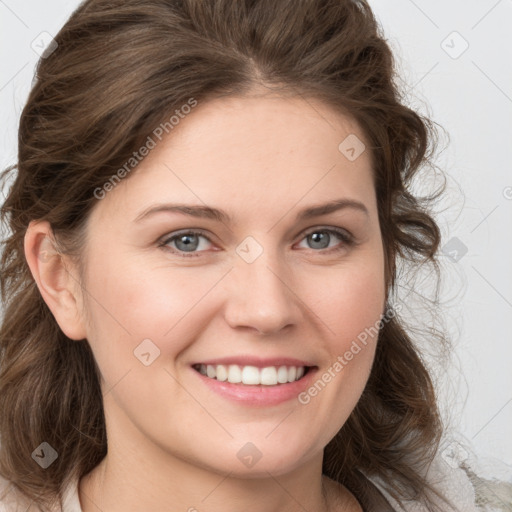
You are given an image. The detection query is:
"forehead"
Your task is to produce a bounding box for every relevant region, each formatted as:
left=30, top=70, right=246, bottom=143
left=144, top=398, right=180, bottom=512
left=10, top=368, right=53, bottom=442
left=91, top=93, right=376, bottom=225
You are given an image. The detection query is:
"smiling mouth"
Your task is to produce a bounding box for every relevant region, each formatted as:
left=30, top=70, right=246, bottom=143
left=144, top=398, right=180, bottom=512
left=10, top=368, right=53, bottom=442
left=192, top=363, right=313, bottom=386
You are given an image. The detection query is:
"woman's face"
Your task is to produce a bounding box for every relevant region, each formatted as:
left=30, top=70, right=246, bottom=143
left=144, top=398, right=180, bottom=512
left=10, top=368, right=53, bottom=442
left=75, top=91, right=386, bottom=477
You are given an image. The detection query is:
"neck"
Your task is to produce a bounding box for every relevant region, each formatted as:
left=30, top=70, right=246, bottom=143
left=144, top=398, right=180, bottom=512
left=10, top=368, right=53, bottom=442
left=78, top=396, right=361, bottom=511
left=78, top=441, right=365, bottom=511
left=79, top=456, right=340, bottom=512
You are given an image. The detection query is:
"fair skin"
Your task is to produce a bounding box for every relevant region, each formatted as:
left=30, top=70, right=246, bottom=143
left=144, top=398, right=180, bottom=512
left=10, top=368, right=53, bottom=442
left=24, top=90, right=386, bottom=511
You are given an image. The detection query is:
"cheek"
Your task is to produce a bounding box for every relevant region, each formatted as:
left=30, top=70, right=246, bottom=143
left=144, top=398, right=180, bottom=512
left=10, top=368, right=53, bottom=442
left=303, top=260, right=386, bottom=349
left=81, top=256, right=223, bottom=365
left=85, top=250, right=187, bottom=328
left=292, top=264, right=385, bottom=449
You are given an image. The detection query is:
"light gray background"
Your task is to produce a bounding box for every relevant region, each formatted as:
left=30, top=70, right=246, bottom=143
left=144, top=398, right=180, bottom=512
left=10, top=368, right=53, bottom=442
left=1, top=0, right=511, bottom=478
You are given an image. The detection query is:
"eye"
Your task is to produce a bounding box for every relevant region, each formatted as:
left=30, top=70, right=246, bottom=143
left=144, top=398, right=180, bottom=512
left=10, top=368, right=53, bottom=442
left=158, top=227, right=355, bottom=257
left=159, top=230, right=214, bottom=256
left=296, top=227, right=354, bottom=252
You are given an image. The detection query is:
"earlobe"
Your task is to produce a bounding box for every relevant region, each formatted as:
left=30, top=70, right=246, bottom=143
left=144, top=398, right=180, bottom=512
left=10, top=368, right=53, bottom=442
left=24, top=220, right=87, bottom=340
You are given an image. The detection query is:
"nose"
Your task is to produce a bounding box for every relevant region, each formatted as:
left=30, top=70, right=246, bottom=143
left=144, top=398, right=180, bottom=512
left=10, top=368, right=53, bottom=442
left=223, top=251, right=302, bottom=335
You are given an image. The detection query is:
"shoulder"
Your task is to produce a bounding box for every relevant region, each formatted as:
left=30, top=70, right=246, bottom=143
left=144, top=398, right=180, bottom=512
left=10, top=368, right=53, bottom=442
left=0, top=473, right=81, bottom=512
left=0, top=474, right=37, bottom=512
left=364, top=448, right=484, bottom=512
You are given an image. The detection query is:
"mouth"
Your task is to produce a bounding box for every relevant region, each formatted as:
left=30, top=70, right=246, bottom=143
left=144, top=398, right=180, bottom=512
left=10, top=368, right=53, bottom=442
left=191, top=363, right=313, bottom=386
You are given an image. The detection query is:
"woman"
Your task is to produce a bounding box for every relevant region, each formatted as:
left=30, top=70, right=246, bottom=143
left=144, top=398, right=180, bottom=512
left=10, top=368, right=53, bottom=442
left=0, top=0, right=508, bottom=510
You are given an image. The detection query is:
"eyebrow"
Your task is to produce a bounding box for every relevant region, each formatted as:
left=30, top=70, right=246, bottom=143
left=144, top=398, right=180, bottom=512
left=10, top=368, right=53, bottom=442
left=133, top=198, right=369, bottom=224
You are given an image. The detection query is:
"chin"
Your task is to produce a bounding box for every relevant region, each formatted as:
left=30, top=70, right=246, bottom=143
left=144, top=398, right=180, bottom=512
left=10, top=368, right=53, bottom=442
left=201, top=443, right=317, bottom=479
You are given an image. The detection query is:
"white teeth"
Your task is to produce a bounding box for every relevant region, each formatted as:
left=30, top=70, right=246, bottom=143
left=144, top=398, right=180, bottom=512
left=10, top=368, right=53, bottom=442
left=260, top=367, right=277, bottom=386
left=227, top=364, right=242, bottom=383
left=242, top=366, right=260, bottom=385
left=196, top=364, right=307, bottom=385
left=277, top=365, right=288, bottom=383
left=216, top=364, right=228, bottom=381
left=206, top=364, right=216, bottom=378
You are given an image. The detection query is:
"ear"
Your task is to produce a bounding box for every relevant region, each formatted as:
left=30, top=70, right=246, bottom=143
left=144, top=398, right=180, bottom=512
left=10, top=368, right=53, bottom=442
left=24, top=220, right=88, bottom=340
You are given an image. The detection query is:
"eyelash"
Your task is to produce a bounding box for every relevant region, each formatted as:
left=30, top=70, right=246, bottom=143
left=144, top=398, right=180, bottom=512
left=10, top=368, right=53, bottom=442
left=158, top=227, right=355, bottom=258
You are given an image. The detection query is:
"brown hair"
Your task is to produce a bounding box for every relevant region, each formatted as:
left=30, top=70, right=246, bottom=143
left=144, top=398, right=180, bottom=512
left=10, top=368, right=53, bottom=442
left=0, top=0, right=458, bottom=509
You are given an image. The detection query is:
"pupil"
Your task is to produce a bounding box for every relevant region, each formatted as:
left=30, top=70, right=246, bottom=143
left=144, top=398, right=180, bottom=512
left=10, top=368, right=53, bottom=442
left=177, top=234, right=198, bottom=251
left=309, top=232, right=329, bottom=249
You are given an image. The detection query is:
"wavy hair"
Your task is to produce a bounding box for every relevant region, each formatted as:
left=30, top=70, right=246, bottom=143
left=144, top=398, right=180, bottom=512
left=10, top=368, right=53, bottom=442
left=0, top=0, right=484, bottom=510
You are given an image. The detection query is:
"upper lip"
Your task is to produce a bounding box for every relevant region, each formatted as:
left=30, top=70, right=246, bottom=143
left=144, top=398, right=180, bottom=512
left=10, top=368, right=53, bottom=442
left=191, top=356, right=316, bottom=368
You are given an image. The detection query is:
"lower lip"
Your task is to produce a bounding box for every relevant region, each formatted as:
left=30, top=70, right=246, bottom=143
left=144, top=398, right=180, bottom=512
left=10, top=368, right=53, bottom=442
left=191, top=366, right=318, bottom=406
